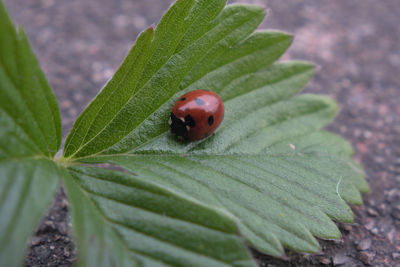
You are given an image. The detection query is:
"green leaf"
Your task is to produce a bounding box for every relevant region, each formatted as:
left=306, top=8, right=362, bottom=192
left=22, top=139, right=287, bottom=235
left=63, top=166, right=257, bottom=267
left=0, top=0, right=369, bottom=264
left=0, top=1, right=62, bottom=265
left=64, top=0, right=292, bottom=158
left=0, top=1, right=61, bottom=158
left=61, top=0, right=368, bottom=258
left=61, top=168, right=140, bottom=267
left=0, top=159, right=60, bottom=267
left=85, top=93, right=368, bottom=256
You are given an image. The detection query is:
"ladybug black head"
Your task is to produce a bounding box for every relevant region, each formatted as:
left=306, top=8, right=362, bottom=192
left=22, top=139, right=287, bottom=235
left=169, top=112, right=189, bottom=140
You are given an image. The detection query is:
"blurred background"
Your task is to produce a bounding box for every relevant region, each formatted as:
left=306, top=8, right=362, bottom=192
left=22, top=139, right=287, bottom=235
left=3, top=0, right=399, bottom=266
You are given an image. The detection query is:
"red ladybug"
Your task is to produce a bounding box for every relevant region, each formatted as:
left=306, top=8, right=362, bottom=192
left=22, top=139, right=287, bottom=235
left=169, top=89, right=224, bottom=141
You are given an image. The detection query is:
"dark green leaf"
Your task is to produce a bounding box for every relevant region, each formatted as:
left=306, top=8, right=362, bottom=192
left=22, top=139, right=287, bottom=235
left=64, top=1, right=292, bottom=158
left=63, top=166, right=257, bottom=267
left=86, top=93, right=368, bottom=256
left=62, top=0, right=368, bottom=259
left=0, top=1, right=61, bottom=158
left=0, top=159, right=60, bottom=267
left=0, top=2, right=62, bottom=265
left=61, top=168, right=140, bottom=267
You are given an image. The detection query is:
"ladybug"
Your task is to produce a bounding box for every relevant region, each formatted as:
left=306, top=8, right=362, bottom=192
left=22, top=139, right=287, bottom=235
left=169, top=89, right=224, bottom=141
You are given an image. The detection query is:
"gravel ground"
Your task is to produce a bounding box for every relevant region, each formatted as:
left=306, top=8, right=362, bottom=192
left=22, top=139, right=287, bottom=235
left=3, top=0, right=399, bottom=266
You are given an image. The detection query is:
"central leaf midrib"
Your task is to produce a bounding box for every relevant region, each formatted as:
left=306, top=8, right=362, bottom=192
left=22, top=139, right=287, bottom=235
left=74, top=150, right=339, bottom=162
left=88, top=152, right=347, bottom=216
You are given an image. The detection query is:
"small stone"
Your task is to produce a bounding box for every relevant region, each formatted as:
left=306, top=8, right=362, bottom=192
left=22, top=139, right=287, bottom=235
left=49, top=245, right=55, bottom=250
left=365, top=219, right=375, bottom=230
left=58, top=222, right=68, bottom=235
left=341, top=79, right=351, bottom=88
left=393, top=253, right=400, bottom=260
left=38, top=220, right=56, bottom=234
left=66, top=256, right=77, bottom=263
left=385, top=188, right=399, bottom=203
left=354, top=128, right=362, bottom=137
left=61, top=100, right=72, bottom=109
left=64, top=248, right=70, bottom=257
left=342, top=224, right=353, bottom=232
left=33, top=245, right=51, bottom=260
left=357, top=238, right=372, bottom=250
left=371, top=228, right=379, bottom=235
left=363, top=130, right=372, bottom=139
left=367, top=208, right=379, bottom=217
left=392, top=205, right=400, bottom=220
left=378, top=203, right=387, bottom=215
left=30, top=236, right=42, bottom=246
left=358, top=251, right=374, bottom=265
left=333, top=254, right=350, bottom=265
left=41, top=0, right=54, bottom=8
left=61, top=198, right=69, bottom=210
left=333, top=238, right=344, bottom=245
left=319, top=257, right=331, bottom=265
left=44, top=220, right=55, bottom=228
left=374, top=156, right=385, bottom=164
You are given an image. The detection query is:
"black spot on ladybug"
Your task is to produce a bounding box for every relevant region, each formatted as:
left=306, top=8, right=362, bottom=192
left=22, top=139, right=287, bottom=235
left=169, top=112, right=188, bottom=140
left=208, top=115, right=214, bottom=126
left=180, top=97, right=186, bottom=101
left=194, top=98, right=205, bottom=106
left=185, top=114, right=195, bottom=127
left=204, top=132, right=209, bottom=138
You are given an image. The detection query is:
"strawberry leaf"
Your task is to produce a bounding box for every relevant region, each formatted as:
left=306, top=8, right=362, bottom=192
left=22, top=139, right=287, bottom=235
left=63, top=0, right=368, bottom=258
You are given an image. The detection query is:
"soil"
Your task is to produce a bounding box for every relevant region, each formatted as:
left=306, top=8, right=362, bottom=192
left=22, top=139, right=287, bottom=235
left=3, top=0, right=399, bottom=266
